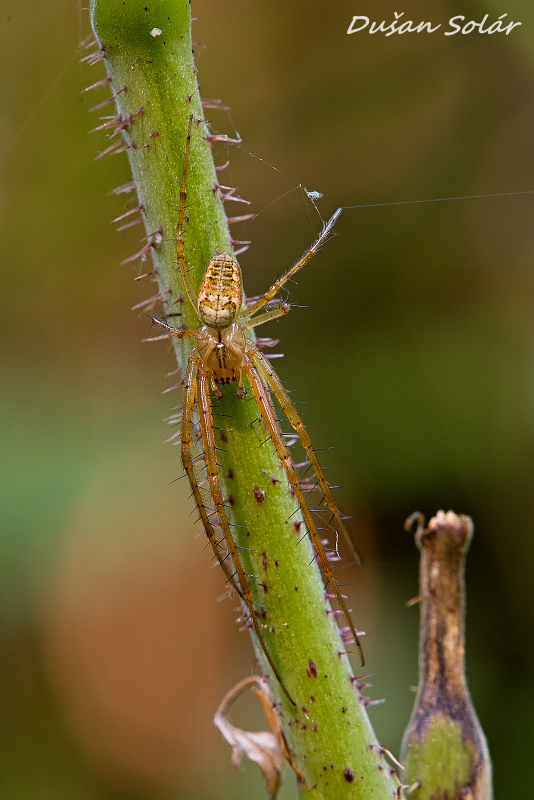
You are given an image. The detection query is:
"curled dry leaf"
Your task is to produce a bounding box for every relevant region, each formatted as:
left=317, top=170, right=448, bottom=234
left=214, top=675, right=305, bottom=800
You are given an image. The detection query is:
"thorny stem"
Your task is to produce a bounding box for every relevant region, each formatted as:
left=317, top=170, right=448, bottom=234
left=89, top=1, right=396, bottom=797
left=401, top=511, right=492, bottom=799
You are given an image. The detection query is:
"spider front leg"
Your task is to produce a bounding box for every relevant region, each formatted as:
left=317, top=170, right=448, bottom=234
left=180, top=352, right=244, bottom=600
left=243, top=353, right=364, bottom=666
left=251, top=346, right=362, bottom=566
left=195, top=367, right=296, bottom=705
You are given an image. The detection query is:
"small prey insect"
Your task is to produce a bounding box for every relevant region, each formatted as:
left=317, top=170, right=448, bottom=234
left=152, top=117, right=363, bottom=705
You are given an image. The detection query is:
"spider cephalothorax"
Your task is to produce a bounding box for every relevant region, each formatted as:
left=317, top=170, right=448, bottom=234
left=152, top=117, right=362, bottom=705
left=196, top=319, right=246, bottom=389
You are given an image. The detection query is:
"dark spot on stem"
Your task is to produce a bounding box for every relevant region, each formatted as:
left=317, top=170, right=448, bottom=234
left=253, top=485, right=266, bottom=504
left=343, top=768, right=354, bottom=783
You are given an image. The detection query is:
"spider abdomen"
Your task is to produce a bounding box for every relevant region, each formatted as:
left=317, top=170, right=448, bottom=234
left=197, top=252, right=243, bottom=329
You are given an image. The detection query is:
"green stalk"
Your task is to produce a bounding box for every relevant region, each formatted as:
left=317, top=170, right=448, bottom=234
left=89, top=1, right=396, bottom=796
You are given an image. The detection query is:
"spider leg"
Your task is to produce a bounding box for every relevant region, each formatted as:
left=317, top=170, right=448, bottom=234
left=242, top=302, right=290, bottom=331
left=251, top=346, right=362, bottom=565
left=238, top=207, right=342, bottom=322
left=236, top=368, right=246, bottom=398
left=243, top=353, right=364, bottom=666
left=209, top=374, right=223, bottom=399
left=176, top=115, right=201, bottom=316
left=181, top=352, right=243, bottom=598
left=195, top=368, right=296, bottom=705
left=150, top=316, right=197, bottom=339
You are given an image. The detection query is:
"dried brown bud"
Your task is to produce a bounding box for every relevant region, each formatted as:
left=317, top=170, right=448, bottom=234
left=401, top=511, right=492, bottom=800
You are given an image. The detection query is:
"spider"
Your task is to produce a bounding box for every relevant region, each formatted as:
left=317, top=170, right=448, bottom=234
left=152, top=117, right=363, bottom=705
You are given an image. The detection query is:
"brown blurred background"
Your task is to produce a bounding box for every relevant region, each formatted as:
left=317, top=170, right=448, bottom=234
left=1, top=0, right=534, bottom=797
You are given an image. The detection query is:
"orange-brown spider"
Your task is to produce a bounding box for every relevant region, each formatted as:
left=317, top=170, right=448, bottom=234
left=153, top=118, right=363, bottom=704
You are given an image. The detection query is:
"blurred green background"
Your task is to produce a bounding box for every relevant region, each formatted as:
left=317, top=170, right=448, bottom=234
left=1, top=0, right=534, bottom=797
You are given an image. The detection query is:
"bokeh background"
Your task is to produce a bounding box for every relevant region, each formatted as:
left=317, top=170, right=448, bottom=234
left=2, top=0, right=534, bottom=797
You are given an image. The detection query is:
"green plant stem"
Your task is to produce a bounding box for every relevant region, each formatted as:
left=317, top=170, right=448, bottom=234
left=89, top=1, right=396, bottom=796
